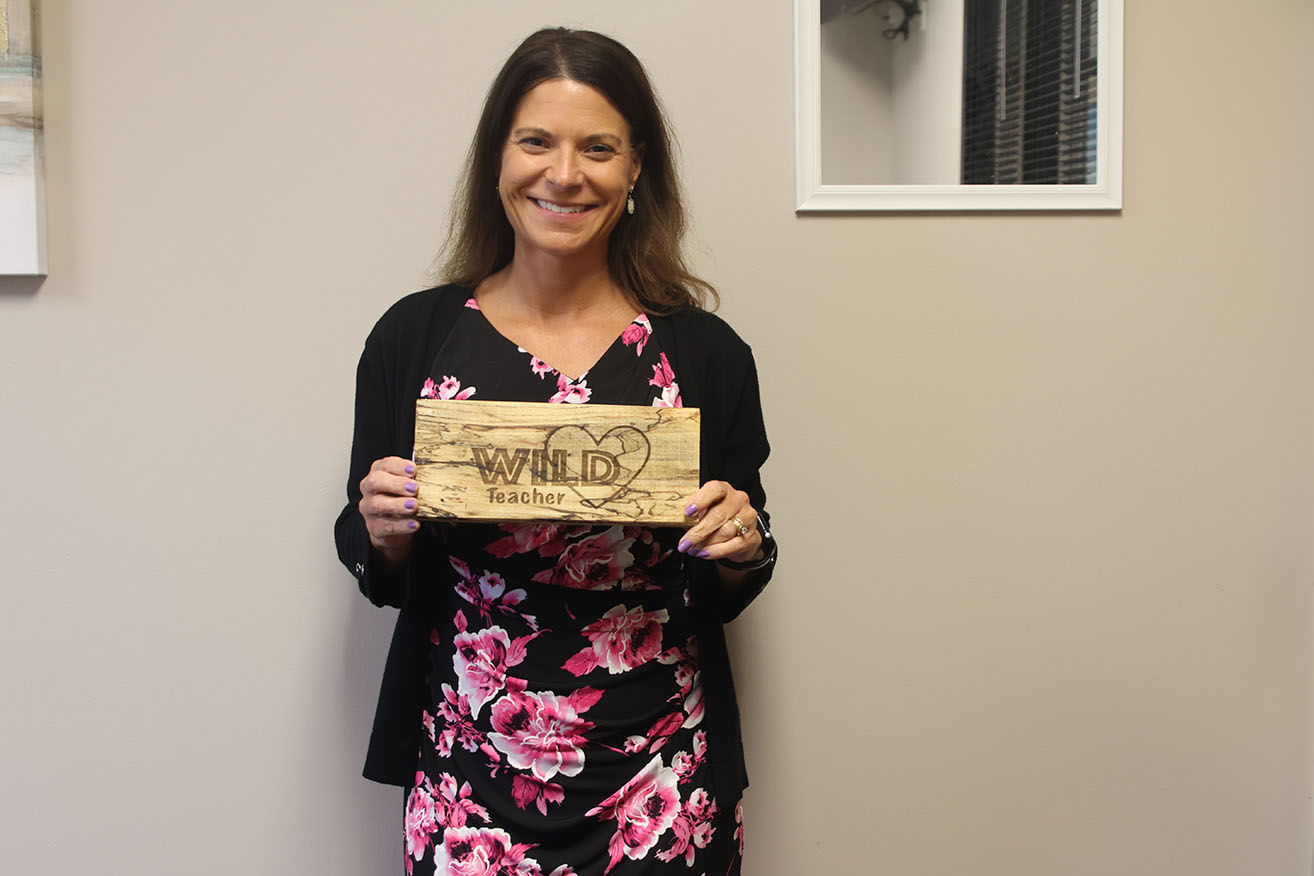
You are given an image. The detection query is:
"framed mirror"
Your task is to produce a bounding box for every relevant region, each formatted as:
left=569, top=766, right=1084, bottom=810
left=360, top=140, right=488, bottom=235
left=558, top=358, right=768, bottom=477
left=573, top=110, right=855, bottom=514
left=795, top=0, right=1122, bottom=211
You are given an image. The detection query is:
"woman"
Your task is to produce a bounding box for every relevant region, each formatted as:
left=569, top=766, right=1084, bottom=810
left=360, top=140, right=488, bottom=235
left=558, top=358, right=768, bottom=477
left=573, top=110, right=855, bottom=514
left=335, top=28, right=776, bottom=876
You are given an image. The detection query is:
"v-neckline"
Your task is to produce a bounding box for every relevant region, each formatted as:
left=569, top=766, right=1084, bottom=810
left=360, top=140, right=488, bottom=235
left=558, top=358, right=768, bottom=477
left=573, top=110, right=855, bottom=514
left=470, top=299, right=641, bottom=382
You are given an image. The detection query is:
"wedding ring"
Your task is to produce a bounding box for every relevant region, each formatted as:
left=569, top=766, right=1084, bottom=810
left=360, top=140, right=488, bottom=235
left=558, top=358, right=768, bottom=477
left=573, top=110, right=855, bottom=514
left=729, top=516, right=750, bottom=537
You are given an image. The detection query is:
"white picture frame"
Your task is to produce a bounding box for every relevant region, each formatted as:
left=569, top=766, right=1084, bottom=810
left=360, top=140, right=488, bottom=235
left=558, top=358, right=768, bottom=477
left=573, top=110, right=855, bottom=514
left=0, top=0, right=46, bottom=275
left=795, top=0, right=1123, bottom=212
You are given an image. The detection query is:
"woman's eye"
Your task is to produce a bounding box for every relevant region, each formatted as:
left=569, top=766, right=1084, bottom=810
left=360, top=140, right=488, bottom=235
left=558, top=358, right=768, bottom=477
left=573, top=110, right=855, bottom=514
left=517, top=137, right=549, bottom=151
left=584, top=144, right=617, bottom=160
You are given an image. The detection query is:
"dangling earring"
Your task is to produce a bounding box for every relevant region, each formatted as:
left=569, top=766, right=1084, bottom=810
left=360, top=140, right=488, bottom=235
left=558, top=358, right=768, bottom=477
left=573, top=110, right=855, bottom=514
left=626, top=188, right=635, bottom=215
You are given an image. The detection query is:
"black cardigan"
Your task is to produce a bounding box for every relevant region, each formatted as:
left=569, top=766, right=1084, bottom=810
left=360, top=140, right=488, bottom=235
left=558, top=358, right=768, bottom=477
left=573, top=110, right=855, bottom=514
left=334, top=285, right=775, bottom=804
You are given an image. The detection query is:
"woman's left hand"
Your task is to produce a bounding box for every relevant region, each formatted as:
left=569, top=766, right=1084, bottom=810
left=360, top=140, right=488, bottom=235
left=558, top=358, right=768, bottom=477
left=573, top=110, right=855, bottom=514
left=678, top=480, right=762, bottom=564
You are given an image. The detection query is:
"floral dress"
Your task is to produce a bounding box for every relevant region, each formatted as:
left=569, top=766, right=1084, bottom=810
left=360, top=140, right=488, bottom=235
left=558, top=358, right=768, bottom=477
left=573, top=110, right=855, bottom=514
left=403, top=298, right=743, bottom=876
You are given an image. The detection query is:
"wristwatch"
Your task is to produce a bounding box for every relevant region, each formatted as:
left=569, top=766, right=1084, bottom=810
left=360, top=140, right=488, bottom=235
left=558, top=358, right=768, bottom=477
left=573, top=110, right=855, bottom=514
left=717, top=515, right=777, bottom=572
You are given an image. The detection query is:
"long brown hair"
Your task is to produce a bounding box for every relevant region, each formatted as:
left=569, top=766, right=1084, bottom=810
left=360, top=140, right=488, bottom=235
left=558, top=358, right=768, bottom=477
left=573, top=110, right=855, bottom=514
left=435, top=28, right=717, bottom=314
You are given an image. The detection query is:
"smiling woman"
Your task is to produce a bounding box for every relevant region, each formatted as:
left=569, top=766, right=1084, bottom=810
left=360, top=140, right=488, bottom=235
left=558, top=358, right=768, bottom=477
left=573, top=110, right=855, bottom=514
left=335, top=26, right=778, bottom=876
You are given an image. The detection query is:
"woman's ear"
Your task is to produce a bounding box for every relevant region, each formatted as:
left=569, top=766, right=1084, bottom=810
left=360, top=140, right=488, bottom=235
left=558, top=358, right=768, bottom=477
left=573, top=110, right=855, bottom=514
left=629, top=144, right=644, bottom=188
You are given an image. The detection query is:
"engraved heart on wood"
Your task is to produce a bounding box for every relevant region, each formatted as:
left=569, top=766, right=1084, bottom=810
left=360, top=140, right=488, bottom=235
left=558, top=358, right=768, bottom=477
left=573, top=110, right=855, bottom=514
left=543, top=425, right=651, bottom=508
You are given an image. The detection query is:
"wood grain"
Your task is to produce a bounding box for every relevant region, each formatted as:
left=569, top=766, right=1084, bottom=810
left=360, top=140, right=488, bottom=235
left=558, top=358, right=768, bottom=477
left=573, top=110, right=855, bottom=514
left=414, top=400, right=700, bottom=525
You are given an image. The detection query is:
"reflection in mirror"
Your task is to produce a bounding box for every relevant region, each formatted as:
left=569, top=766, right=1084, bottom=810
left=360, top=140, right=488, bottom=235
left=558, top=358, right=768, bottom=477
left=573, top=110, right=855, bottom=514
left=822, top=0, right=1096, bottom=184
left=961, top=1, right=1098, bottom=184
left=820, top=0, right=961, bottom=184
left=797, top=0, right=1122, bottom=210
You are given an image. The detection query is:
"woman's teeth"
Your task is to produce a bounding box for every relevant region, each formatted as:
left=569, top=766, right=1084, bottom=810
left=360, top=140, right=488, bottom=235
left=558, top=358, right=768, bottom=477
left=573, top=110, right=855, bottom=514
left=534, top=199, right=588, bottom=214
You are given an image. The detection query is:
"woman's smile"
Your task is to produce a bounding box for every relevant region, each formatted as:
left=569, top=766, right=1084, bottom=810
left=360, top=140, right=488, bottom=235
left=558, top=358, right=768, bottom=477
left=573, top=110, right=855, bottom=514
left=530, top=197, right=594, bottom=216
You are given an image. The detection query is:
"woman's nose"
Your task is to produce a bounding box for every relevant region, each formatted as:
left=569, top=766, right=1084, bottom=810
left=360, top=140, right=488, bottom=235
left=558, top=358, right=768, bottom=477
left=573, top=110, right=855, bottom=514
left=548, top=148, right=582, bottom=186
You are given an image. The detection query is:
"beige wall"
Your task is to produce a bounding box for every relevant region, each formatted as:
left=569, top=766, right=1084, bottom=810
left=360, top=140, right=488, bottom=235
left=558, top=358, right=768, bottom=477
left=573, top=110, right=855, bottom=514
left=2, top=2, right=1311, bottom=874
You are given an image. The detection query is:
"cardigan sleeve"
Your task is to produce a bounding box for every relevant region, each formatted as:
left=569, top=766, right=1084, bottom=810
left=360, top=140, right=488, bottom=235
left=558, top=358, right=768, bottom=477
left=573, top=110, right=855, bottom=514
left=675, top=313, right=776, bottom=623
left=333, top=314, right=414, bottom=608
left=672, top=312, right=774, bottom=802
left=333, top=286, right=468, bottom=608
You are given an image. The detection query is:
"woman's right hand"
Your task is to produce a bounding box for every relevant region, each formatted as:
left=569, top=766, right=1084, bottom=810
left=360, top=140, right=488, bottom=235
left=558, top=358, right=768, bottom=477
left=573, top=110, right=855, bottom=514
left=359, top=456, right=420, bottom=565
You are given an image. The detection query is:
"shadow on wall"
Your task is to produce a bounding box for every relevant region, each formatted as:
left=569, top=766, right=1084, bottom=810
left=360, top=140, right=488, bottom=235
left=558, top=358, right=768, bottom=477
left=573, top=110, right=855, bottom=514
left=0, top=275, right=43, bottom=296
left=338, top=591, right=401, bottom=769
left=334, top=585, right=406, bottom=869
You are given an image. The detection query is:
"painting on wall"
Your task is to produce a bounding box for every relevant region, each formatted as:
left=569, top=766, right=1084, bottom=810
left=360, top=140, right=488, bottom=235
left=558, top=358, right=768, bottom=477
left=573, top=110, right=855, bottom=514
left=0, top=0, right=44, bottom=275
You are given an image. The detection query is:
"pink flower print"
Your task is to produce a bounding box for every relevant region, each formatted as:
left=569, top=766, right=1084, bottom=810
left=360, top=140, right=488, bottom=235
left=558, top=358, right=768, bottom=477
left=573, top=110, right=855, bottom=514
left=692, top=729, right=707, bottom=758
left=618, top=565, right=659, bottom=592
left=652, top=382, right=682, bottom=408
left=549, top=372, right=591, bottom=404
left=563, top=605, right=670, bottom=677
left=625, top=710, right=683, bottom=756
left=451, top=562, right=536, bottom=629
left=657, top=787, right=718, bottom=866
left=620, top=314, right=652, bottom=356
left=535, top=525, right=592, bottom=559
left=530, top=527, right=635, bottom=590
left=658, top=638, right=699, bottom=692
left=464, top=297, right=480, bottom=310
left=531, top=358, right=555, bottom=379
left=649, top=352, right=676, bottom=389
left=672, top=729, right=708, bottom=784
left=420, top=378, right=440, bottom=399
left=548, top=867, right=579, bottom=876
left=485, top=523, right=566, bottom=559
left=685, top=788, right=718, bottom=846
left=642, top=531, right=676, bottom=569
left=422, top=710, right=437, bottom=744
left=647, top=711, right=684, bottom=753
left=653, top=643, right=703, bottom=731
left=682, top=670, right=705, bottom=729
left=437, top=374, right=477, bottom=401
left=734, top=799, right=745, bottom=857
left=435, top=683, right=489, bottom=760
left=644, top=650, right=705, bottom=739
left=433, top=826, right=542, bottom=876
left=434, top=773, right=490, bottom=830
left=511, top=773, right=566, bottom=816
left=487, top=688, right=601, bottom=782
left=648, top=353, right=681, bottom=407
left=404, top=775, right=441, bottom=870
left=587, top=755, right=681, bottom=874
left=453, top=626, right=514, bottom=719
left=450, top=556, right=474, bottom=581
left=514, top=346, right=556, bottom=380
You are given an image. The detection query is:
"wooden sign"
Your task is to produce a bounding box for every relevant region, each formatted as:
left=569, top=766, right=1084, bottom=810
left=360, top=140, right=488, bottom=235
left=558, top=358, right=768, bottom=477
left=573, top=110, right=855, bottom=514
left=413, top=400, right=700, bottom=525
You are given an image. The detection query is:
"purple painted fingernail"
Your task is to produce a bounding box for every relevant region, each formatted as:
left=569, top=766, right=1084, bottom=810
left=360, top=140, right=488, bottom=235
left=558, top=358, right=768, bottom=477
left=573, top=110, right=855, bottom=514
left=677, top=538, right=691, bottom=553
left=407, top=520, right=418, bottom=530
left=405, top=481, right=418, bottom=493
left=697, top=549, right=712, bottom=559
left=404, top=498, right=416, bottom=510
left=685, top=503, right=698, bottom=516
left=404, top=464, right=415, bottom=475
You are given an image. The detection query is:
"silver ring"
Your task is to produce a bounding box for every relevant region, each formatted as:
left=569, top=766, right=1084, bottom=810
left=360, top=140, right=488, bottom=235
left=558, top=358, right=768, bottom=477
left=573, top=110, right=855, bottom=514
left=729, top=516, right=750, bottom=537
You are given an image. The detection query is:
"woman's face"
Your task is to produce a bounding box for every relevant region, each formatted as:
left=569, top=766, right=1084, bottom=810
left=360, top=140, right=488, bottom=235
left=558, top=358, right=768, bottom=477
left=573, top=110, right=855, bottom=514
left=497, top=78, right=642, bottom=266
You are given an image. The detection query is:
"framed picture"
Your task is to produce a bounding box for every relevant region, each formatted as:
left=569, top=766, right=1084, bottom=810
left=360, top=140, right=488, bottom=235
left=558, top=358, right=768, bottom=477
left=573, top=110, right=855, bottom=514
left=0, top=0, right=45, bottom=275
